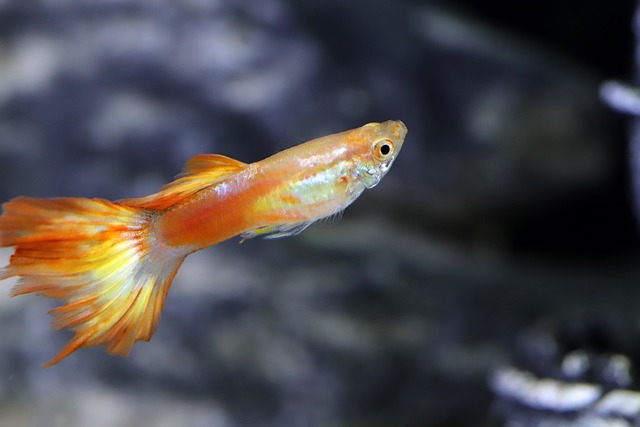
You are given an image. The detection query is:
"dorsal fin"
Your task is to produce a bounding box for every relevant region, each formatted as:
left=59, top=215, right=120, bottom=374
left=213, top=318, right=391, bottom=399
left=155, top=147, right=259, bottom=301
left=180, top=154, right=248, bottom=176
left=120, top=154, right=249, bottom=210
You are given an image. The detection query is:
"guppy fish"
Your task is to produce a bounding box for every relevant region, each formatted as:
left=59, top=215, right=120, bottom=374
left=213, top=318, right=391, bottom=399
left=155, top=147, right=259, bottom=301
left=0, top=120, right=406, bottom=366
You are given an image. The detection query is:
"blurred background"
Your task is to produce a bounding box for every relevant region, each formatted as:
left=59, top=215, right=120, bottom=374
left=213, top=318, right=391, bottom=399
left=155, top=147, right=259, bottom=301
left=0, top=0, right=638, bottom=426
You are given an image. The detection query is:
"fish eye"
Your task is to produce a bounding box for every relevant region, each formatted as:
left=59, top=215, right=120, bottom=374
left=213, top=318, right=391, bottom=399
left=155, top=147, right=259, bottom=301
left=373, top=139, right=394, bottom=160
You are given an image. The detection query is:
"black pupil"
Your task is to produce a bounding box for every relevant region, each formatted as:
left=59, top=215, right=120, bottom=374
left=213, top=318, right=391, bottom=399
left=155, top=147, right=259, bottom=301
left=380, top=143, right=391, bottom=156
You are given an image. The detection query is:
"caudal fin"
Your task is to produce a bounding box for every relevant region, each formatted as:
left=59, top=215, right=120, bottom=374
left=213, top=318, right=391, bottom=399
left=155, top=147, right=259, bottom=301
left=0, top=197, right=184, bottom=366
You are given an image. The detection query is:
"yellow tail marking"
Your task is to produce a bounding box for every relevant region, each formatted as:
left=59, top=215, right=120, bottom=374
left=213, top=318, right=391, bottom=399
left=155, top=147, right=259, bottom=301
left=0, top=197, right=184, bottom=366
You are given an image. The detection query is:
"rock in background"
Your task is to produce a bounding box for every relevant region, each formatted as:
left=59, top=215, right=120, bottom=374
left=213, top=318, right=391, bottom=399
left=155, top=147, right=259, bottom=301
left=0, top=0, right=637, bottom=426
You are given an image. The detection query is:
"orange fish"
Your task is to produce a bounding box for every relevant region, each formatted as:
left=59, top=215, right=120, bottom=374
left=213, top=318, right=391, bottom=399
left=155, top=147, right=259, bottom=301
left=0, top=120, right=407, bottom=366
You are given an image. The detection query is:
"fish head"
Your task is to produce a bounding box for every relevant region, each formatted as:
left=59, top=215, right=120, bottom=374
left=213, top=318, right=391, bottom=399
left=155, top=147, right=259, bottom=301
left=352, top=120, right=407, bottom=189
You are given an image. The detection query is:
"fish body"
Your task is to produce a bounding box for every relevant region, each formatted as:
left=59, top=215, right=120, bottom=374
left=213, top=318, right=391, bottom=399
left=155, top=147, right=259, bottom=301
left=0, top=120, right=407, bottom=365
left=146, top=120, right=406, bottom=250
